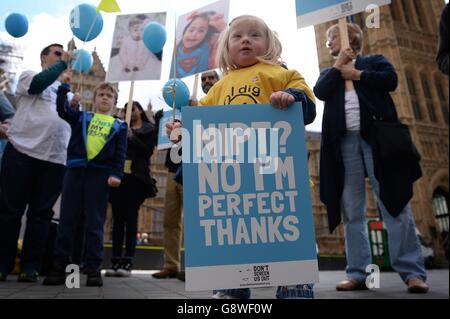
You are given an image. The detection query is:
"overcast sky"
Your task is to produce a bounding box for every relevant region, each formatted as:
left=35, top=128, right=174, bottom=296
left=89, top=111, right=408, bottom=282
left=0, top=0, right=365, bottom=132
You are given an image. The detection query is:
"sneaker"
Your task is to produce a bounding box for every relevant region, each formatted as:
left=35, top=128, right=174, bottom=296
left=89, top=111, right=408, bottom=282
left=116, top=260, right=132, bottom=278
left=18, top=271, right=39, bottom=283
left=105, top=260, right=120, bottom=277
left=86, top=270, right=103, bottom=287
left=211, top=292, right=239, bottom=299
left=42, top=267, right=66, bottom=286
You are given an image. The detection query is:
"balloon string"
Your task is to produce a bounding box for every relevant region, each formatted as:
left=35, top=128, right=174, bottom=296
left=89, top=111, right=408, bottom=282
left=73, top=13, right=98, bottom=107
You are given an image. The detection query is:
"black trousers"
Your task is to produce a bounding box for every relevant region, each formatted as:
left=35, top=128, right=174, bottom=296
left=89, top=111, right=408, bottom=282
left=110, top=174, right=148, bottom=259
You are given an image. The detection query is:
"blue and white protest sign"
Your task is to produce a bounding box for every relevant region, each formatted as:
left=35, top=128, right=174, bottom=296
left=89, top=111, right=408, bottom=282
left=181, top=103, right=319, bottom=291
left=157, top=109, right=181, bottom=150
left=296, top=0, right=391, bottom=28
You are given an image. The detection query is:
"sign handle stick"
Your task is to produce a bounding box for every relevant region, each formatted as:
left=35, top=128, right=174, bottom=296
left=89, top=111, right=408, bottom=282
left=192, top=74, right=199, bottom=101
left=338, top=17, right=355, bottom=91
left=126, top=80, right=135, bottom=125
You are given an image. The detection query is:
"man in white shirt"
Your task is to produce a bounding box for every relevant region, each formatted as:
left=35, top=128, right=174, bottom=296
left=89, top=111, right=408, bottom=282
left=0, top=43, right=73, bottom=282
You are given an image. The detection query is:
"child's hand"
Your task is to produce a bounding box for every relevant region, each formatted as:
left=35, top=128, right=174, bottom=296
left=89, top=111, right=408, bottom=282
left=189, top=98, right=198, bottom=106
left=166, top=121, right=182, bottom=143
left=270, top=91, right=295, bottom=110
left=61, top=69, right=73, bottom=84
left=108, top=176, right=121, bottom=188
left=70, top=93, right=81, bottom=109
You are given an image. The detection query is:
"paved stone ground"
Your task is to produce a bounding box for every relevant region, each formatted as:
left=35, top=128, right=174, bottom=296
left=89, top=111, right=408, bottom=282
left=0, top=270, right=447, bottom=299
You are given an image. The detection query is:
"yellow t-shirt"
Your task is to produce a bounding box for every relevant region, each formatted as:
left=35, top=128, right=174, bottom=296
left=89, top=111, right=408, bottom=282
left=86, top=113, right=115, bottom=161
left=199, top=63, right=315, bottom=106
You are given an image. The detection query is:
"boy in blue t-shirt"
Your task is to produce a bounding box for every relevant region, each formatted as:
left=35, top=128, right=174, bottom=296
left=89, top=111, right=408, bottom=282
left=43, top=82, right=127, bottom=287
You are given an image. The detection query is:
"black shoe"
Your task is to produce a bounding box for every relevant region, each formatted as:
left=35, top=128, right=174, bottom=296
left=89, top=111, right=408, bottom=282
left=86, top=270, right=103, bottom=287
left=176, top=271, right=185, bottom=282
left=116, top=259, right=132, bottom=277
left=105, top=259, right=120, bottom=277
left=42, top=267, right=66, bottom=286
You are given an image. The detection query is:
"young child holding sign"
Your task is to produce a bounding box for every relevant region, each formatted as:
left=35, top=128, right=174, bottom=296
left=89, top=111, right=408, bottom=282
left=167, top=15, right=316, bottom=299
left=43, top=82, right=127, bottom=287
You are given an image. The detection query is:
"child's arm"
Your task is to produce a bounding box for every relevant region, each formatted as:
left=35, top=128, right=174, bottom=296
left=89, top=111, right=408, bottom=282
left=109, top=121, right=128, bottom=187
left=56, top=83, right=82, bottom=125
left=270, top=70, right=317, bottom=125
left=283, top=88, right=316, bottom=125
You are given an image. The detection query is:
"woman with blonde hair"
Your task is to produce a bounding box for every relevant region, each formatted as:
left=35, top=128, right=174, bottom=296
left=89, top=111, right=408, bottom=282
left=314, top=23, right=428, bottom=293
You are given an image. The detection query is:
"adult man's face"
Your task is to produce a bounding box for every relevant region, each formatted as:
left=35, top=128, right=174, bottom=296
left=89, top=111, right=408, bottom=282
left=41, top=46, right=63, bottom=69
left=201, top=71, right=219, bottom=94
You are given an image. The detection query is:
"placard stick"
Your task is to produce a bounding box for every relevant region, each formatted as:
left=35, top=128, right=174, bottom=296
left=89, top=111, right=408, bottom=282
left=338, top=17, right=355, bottom=91
left=172, top=20, right=178, bottom=120
left=192, top=74, right=199, bottom=101
left=125, top=80, right=135, bottom=125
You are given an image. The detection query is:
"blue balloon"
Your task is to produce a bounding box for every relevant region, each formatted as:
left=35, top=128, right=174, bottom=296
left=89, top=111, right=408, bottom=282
left=72, top=49, right=93, bottom=73
left=70, top=4, right=103, bottom=42
left=5, top=13, right=28, bottom=38
left=142, top=22, right=167, bottom=54
left=163, top=79, right=190, bottom=110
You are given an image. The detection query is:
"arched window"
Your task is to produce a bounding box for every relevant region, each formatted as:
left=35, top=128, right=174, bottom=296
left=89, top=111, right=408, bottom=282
left=433, top=188, right=449, bottom=233
left=400, top=0, right=412, bottom=25
left=435, top=76, right=449, bottom=125
left=391, top=0, right=402, bottom=22
left=421, top=75, right=437, bottom=123
left=405, top=71, right=423, bottom=120
left=412, top=0, right=429, bottom=32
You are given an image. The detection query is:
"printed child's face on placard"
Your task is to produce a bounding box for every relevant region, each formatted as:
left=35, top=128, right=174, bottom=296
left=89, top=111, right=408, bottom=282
left=94, top=88, right=116, bottom=114
left=183, top=17, right=209, bottom=49
left=130, top=23, right=144, bottom=41
left=228, top=18, right=268, bottom=68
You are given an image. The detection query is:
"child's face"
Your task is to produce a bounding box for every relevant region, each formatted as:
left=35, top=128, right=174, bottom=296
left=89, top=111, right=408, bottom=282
left=228, top=19, right=268, bottom=68
left=94, top=88, right=116, bottom=114
left=182, top=17, right=209, bottom=49
left=130, top=23, right=143, bottom=41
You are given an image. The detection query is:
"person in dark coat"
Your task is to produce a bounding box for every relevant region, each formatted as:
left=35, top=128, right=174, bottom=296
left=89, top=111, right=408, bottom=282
left=313, top=22, right=428, bottom=293
left=437, top=3, right=449, bottom=76
left=106, top=101, right=157, bottom=277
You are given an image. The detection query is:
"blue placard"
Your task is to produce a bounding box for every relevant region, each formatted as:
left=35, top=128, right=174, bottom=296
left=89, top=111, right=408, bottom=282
left=181, top=103, right=319, bottom=291
left=296, top=0, right=391, bottom=28
left=296, top=0, right=348, bottom=16
left=157, top=109, right=181, bottom=150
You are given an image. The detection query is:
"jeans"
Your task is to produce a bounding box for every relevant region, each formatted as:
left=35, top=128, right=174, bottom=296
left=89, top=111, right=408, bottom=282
left=340, top=132, right=426, bottom=283
left=0, top=143, right=65, bottom=274
left=53, top=168, right=110, bottom=271
left=110, top=174, right=148, bottom=259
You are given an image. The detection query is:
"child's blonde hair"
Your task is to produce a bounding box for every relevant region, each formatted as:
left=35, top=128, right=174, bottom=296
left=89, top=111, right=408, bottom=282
left=217, top=15, right=283, bottom=75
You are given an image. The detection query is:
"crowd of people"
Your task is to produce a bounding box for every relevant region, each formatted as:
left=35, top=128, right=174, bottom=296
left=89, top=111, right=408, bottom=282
left=0, top=3, right=449, bottom=297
